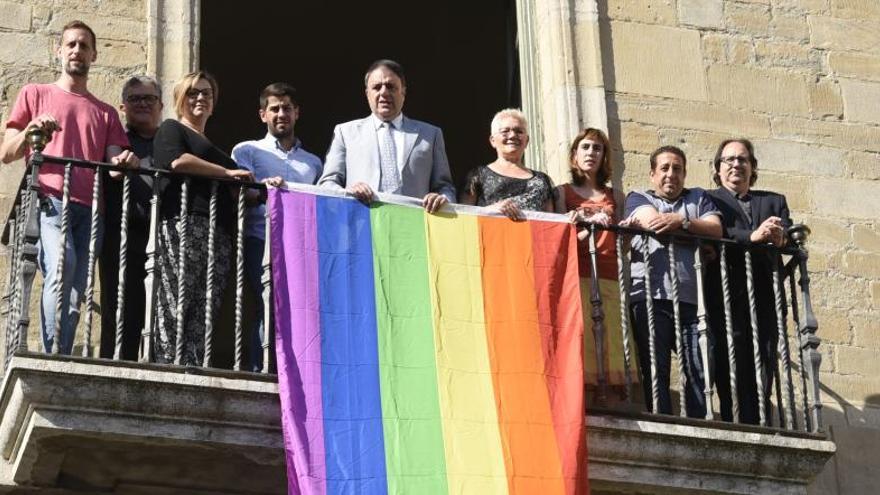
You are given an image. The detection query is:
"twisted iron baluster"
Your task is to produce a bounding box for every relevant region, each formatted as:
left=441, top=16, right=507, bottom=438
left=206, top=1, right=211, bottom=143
left=787, top=261, right=811, bottom=432
left=261, top=200, right=272, bottom=374
left=719, top=243, right=740, bottom=423
left=12, top=199, right=26, bottom=339
left=587, top=225, right=608, bottom=405
left=51, top=163, right=73, bottom=354
left=4, top=219, right=17, bottom=364
left=81, top=169, right=102, bottom=357
left=772, top=251, right=796, bottom=430
left=694, top=241, right=714, bottom=420
left=174, top=178, right=190, bottom=365
left=12, top=202, right=24, bottom=347
left=141, top=172, right=161, bottom=363
left=667, top=239, right=687, bottom=417
left=233, top=186, right=246, bottom=371
left=113, top=173, right=132, bottom=359
left=744, top=249, right=768, bottom=426
left=1, top=220, right=13, bottom=361
left=4, top=203, right=22, bottom=367
left=641, top=236, right=660, bottom=414
left=203, top=181, right=218, bottom=368
left=5, top=205, right=22, bottom=342
left=615, top=233, right=633, bottom=402
left=12, top=198, right=26, bottom=330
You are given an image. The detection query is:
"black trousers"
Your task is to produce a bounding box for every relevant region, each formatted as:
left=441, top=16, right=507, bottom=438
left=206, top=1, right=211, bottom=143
left=99, top=223, right=148, bottom=361
left=710, top=298, right=779, bottom=425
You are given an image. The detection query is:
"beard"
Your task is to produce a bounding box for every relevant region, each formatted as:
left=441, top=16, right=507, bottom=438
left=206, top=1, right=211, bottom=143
left=63, top=60, right=90, bottom=77
left=269, top=125, right=294, bottom=140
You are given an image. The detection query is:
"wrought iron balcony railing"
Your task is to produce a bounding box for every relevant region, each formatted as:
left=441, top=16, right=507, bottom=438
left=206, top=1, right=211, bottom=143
left=2, top=129, right=273, bottom=372
left=575, top=220, right=822, bottom=432
left=0, top=128, right=823, bottom=435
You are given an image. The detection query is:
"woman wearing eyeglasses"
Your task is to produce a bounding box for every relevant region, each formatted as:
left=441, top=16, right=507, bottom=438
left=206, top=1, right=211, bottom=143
left=555, top=128, right=634, bottom=401
left=459, top=108, right=555, bottom=220
left=152, top=70, right=254, bottom=366
left=706, top=138, right=791, bottom=425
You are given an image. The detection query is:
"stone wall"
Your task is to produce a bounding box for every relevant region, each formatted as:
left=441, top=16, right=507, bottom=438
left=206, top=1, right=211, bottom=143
left=597, top=1, right=880, bottom=493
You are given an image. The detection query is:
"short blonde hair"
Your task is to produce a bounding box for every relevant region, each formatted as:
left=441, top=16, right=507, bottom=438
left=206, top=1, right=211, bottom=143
left=172, top=70, right=219, bottom=118
left=490, top=108, right=528, bottom=135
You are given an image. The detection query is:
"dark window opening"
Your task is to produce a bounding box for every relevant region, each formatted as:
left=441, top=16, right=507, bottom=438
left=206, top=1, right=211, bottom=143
left=200, top=0, right=521, bottom=192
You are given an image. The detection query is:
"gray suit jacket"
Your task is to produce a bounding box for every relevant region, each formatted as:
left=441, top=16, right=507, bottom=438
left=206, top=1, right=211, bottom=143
left=318, top=115, right=456, bottom=202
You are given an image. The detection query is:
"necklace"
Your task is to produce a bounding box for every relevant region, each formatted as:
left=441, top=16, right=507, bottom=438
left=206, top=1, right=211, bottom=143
left=180, top=119, right=205, bottom=136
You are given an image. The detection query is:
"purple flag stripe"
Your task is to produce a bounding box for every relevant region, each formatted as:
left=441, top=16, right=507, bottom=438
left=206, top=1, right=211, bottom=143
left=270, top=189, right=327, bottom=495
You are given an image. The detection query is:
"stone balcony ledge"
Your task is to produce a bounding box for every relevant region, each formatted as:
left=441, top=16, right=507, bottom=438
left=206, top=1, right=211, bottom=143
left=0, top=353, right=285, bottom=494
left=587, top=410, right=836, bottom=494
left=0, top=354, right=836, bottom=494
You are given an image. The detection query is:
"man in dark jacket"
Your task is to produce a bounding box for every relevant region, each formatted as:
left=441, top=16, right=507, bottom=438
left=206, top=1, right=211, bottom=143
left=706, top=138, right=791, bottom=426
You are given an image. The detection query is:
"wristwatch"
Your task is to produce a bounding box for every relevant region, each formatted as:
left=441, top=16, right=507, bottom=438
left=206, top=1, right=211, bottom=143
left=681, top=217, right=691, bottom=231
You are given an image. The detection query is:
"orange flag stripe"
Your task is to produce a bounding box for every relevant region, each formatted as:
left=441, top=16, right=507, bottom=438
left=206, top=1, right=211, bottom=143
left=479, top=216, right=571, bottom=495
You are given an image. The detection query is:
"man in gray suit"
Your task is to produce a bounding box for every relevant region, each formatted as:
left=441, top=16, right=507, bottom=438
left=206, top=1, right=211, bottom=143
left=319, top=59, right=455, bottom=213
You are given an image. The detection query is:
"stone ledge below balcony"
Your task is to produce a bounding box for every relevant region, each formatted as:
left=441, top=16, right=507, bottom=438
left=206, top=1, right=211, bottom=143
left=0, top=353, right=286, bottom=494
left=587, top=412, right=836, bottom=494
left=0, top=353, right=837, bottom=494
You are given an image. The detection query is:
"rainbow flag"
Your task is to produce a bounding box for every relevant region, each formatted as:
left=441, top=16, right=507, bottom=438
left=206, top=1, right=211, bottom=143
left=269, top=187, right=587, bottom=495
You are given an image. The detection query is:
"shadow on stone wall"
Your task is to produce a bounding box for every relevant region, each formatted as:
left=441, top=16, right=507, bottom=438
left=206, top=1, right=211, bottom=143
left=809, top=384, right=880, bottom=495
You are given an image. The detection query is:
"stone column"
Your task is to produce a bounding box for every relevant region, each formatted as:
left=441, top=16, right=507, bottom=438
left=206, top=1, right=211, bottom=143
left=147, top=0, right=201, bottom=117
left=520, top=0, right=607, bottom=183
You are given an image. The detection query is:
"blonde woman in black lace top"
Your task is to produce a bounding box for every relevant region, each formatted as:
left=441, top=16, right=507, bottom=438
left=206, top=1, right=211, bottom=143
left=459, top=108, right=555, bottom=220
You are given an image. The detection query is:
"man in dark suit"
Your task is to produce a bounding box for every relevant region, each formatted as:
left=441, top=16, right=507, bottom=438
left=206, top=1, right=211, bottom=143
left=706, top=138, right=791, bottom=425
left=319, top=59, right=455, bottom=213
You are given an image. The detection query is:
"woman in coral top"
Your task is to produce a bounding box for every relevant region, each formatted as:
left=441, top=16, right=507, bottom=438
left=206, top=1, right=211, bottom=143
left=556, top=127, right=633, bottom=399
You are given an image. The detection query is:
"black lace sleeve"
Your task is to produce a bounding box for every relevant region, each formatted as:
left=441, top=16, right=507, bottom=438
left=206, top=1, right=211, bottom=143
left=530, top=171, right=556, bottom=210
left=462, top=166, right=485, bottom=202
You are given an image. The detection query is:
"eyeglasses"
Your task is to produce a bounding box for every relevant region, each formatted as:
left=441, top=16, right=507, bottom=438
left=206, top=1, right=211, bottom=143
left=185, top=88, right=214, bottom=99
left=125, top=94, right=160, bottom=105
left=721, top=155, right=750, bottom=165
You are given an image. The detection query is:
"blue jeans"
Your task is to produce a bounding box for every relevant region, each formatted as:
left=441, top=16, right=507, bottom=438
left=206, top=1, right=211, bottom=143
left=244, top=236, right=269, bottom=372
left=38, top=196, right=103, bottom=354
left=631, top=299, right=711, bottom=418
